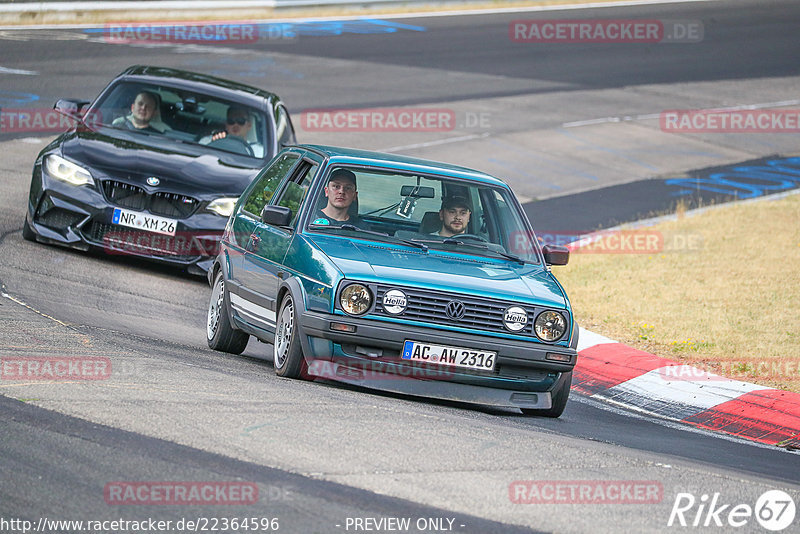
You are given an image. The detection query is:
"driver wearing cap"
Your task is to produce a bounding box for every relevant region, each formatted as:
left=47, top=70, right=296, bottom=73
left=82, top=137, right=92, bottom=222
left=311, top=169, right=363, bottom=226
left=433, top=195, right=471, bottom=237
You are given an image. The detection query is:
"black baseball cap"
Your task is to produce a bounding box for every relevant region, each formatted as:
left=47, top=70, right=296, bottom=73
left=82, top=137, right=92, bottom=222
left=441, top=195, right=471, bottom=210
left=328, top=168, right=357, bottom=186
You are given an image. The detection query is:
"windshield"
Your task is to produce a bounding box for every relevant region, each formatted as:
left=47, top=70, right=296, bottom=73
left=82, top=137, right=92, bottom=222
left=306, top=166, right=541, bottom=264
left=87, top=81, right=270, bottom=159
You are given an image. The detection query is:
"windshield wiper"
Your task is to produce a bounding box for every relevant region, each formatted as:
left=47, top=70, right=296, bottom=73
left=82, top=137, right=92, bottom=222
left=439, top=238, right=528, bottom=264
left=309, top=223, right=428, bottom=251
left=340, top=224, right=429, bottom=251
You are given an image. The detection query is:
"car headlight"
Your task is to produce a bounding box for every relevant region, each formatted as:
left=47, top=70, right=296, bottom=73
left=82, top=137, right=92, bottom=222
left=534, top=311, right=567, bottom=342
left=340, top=283, right=372, bottom=316
left=45, top=154, right=92, bottom=186
left=207, top=197, right=238, bottom=217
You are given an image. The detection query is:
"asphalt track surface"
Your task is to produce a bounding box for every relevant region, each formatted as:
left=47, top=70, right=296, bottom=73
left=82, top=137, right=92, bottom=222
left=1, top=1, right=800, bottom=532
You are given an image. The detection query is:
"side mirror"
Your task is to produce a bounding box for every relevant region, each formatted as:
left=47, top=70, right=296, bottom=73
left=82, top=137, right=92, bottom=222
left=542, top=244, right=569, bottom=266
left=54, top=99, right=90, bottom=119
left=261, top=205, right=292, bottom=227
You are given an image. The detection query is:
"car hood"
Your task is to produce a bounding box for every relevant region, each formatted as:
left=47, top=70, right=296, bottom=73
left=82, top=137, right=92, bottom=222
left=59, top=129, right=259, bottom=197
left=306, top=234, right=568, bottom=309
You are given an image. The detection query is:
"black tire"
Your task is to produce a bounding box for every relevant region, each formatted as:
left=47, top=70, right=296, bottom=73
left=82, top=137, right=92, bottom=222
left=521, top=371, right=572, bottom=418
left=273, top=293, right=305, bottom=378
left=22, top=217, right=36, bottom=242
left=206, top=270, right=249, bottom=354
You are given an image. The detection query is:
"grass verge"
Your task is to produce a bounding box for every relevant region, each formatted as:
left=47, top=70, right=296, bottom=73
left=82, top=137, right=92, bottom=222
left=558, top=192, right=800, bottom=393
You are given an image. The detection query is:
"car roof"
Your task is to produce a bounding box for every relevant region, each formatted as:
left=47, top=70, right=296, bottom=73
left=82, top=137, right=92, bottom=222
left=116, top=65, right=280, bottom=108
left=301, top=144, right=509, bottom=187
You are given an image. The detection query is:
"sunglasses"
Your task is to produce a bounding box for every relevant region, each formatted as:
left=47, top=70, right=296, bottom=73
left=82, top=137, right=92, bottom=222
left=226, top=117, right=248, bottom=125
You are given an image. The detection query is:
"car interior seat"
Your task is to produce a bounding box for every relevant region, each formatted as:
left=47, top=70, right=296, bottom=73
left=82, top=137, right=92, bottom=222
left=419, top=211, right=441, bottom=235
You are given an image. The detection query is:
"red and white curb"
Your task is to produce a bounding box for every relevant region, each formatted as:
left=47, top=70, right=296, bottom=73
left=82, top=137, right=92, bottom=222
left=575, top=328, right=800, bottom=448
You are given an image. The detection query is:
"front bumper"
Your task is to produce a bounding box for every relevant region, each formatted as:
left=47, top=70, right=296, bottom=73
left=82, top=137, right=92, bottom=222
left=27, top=164, right=225, bottom=273
left=297, top=309, right=577, bottom=408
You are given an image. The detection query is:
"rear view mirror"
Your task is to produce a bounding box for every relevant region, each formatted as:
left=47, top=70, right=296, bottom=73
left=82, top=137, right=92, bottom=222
left=542, top=244, right=569, bottom=266
left=400, top=185, right=435, bottom=198
left=175, top=97, right=205, bottom=114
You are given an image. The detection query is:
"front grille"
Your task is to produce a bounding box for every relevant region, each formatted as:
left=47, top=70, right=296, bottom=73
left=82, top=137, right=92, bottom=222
left=373, top=284, right=549, bottom=339
left=103, top=181, right=147, bottom=210
left=102, top=180, right=199, bottom=218
left=151, top=191, right=198, bottom=218
left=85, top=221, right=219, bottom=259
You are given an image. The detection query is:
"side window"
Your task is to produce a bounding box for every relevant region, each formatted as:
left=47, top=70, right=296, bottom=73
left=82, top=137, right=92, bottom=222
left=274, top=161, right=318, bottom=226
left=242, top=154, right=299, bottom=217
left=488, top=188, right=537, bottom=261
left=275, top=105, right=296, bottom=148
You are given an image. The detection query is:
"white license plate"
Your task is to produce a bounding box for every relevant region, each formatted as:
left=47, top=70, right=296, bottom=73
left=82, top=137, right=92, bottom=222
left=112, top=208, right=177, bottom=236
left=401, top=340, right=496, bottom=371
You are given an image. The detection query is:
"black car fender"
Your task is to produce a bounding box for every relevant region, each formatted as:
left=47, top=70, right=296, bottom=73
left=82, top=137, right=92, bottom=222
left=276, top=275, right=317, bottom=360
left=569, top=322, right=580, bottom=350
left=208, top=258, right=222, bottom=287
left=208, top=259, right=219, bottom=286
left=208, top=254, right=238, bottom=330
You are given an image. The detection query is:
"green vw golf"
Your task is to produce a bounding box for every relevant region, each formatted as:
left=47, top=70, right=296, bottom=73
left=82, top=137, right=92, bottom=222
left=207, top=145, right=577, bottom=416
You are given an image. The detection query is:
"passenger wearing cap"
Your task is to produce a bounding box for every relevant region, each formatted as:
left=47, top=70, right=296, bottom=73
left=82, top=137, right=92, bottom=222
left=433, top=196, right=471, bottom=237
left=312, top=168, right=363, bottom=226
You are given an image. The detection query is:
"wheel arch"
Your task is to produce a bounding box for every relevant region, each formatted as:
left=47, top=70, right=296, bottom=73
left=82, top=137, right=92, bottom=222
left=276, top=276, right=314, bottom=361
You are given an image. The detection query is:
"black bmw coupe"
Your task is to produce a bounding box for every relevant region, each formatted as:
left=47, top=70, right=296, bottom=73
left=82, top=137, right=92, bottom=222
left=24, top=65, right=296, bottom=274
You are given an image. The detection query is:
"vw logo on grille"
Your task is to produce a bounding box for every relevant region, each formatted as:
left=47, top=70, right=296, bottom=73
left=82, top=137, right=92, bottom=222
left=445, top=300, right=466, bottom=321
left=146, top=176, right=160, bottom=186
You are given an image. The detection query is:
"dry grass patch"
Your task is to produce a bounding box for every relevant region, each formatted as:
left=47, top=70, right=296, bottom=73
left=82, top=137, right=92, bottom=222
left=558, top=193, right=800, bottom=392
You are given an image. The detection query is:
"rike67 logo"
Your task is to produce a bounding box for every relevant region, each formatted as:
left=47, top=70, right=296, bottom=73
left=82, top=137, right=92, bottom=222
left=668, top=490, right=796, bottom=531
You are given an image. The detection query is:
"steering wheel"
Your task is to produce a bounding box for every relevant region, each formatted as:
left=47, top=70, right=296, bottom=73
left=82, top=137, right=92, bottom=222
left=454, top=233, right=489, bottom=242
left=208, top=135, right=254, bottom=157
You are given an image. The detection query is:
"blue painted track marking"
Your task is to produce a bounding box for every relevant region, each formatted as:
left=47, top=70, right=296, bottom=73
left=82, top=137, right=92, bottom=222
left=666, top=157, right=800, bottom=199
left=0, top=91, right=39, bottom=106
left=83, top=19, right=426, bottom=41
